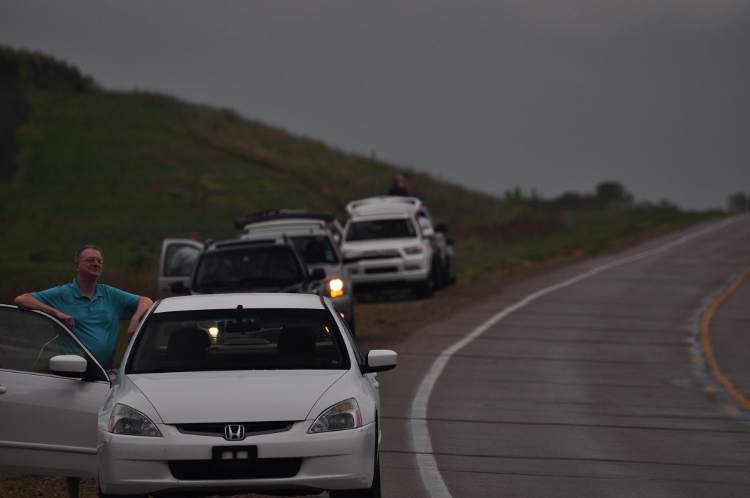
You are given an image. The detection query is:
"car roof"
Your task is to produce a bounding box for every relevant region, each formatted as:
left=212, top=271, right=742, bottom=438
left=346, top=196, right=422, bottom=217
left=205, top=237, right=289, bottom=252
left=154, top=293, right=327, bottom=313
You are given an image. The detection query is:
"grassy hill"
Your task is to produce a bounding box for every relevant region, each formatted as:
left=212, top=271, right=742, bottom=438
left=0, top=46, right=722, bottom=303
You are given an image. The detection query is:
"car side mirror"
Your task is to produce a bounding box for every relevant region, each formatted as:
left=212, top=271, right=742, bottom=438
left=50, top=355, right=88, bottom=378
left=363, top=350, right=397, bottom=373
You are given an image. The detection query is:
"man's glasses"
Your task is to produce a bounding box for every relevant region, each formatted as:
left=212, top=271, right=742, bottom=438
left=79, top=257, right=104, bottom=264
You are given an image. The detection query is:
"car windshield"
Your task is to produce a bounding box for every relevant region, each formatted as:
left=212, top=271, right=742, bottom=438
left=128, top=308, right=349, bottom=374
left=345, top=218, right=417, bottom=241
left=291, top=236, right=339, bottom=264
left=193, top=246, right=304, bottom=293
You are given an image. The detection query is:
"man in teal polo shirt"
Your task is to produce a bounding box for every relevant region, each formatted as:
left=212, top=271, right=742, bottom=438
left=14, top=244, right=153, bottom=498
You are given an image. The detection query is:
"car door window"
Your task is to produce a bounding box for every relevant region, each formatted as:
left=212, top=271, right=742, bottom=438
left=0, top=306, right=89, bottom=374
left=166, top=244, right=201, bottom=276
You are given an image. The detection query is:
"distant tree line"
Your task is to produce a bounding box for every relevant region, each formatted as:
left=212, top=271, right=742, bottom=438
left=505, top=181, right=637, bottom=205
left=0, top=46, right=96, bottom=180
left=728, top=192, right=750, bottom=212
left=594, top=181, right=633, bottom=202
left=0, top=45, right=95, bottom=92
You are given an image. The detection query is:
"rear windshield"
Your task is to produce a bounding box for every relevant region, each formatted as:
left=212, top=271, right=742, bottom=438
left=128, top=308, right=349, bottom=374
left=193, top=246, right=304, bottom=293
left=345, top=218, right=417, bottom=241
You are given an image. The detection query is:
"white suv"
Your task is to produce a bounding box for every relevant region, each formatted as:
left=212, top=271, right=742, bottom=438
left=341, top=196, right=453, bottom=298
left=235, top=210, right=356, bottom=333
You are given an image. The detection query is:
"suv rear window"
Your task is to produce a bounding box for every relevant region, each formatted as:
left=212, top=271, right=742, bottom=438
left=193, top=246, right=304, bottom=293
left=346, top=219, right=417, bottom=241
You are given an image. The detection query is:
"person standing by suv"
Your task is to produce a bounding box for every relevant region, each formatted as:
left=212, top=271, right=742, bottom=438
left=13, top=244, right=153, bottom=498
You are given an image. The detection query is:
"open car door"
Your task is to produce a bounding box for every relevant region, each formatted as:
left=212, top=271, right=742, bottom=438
left=158, top=238, right=204, bottom=298
left=0, top=304, right=111, bottom=477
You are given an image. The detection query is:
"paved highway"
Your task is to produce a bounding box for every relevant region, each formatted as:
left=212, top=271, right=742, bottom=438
left=378, top=215, right=750, bottom=497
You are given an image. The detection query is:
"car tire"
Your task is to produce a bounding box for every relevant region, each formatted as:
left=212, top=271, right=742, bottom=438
left=415, top=277, right=434, bottom=298
left=444, top=257, right=455, bottom=286
left=329, top=420, right=381, bottom=498
left=432, top=257, right=445, bottom=291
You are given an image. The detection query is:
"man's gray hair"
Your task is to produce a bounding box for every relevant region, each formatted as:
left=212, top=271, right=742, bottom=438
left=75, top=245, right=103, bottom=263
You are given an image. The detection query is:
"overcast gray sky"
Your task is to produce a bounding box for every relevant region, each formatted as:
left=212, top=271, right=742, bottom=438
left=2, top=1, right=749, bottom=210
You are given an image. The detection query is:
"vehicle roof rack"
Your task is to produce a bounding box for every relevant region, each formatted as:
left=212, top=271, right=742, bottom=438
left=211, top=238, right=279, bottom=249
left=235, top=209, right=335, bottom=229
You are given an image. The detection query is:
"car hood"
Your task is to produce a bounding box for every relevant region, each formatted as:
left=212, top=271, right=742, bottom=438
left=127, top=370, right=347, bottom=424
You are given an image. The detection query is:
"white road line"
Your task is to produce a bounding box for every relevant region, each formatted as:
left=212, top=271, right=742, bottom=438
left=409, top=217, right=737, bottom=498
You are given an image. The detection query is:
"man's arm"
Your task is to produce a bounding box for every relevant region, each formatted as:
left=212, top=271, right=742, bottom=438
left=127, top=296, right=154, bottom=340
left=14, top=293, right=76, bottom=329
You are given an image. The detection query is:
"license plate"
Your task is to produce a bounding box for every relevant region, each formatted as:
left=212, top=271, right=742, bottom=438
left=212, top=445, right=258, bottom=468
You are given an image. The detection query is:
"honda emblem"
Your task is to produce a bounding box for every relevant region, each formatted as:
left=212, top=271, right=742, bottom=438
left=224, top=424, right=246, bottom=441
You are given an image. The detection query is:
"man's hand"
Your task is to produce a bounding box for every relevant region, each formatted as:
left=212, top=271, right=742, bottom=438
left=14, top=293, right=75, bottom=330
left=55, top=310, right=75, bottom=330
left=127, top=296, right=154, bottom=341
left=127, top=323, right=138, bottom=341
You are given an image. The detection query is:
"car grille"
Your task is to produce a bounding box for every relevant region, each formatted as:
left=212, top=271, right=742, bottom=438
left=176, top=422, right=293, bottom=438
left=169, top=458, right=301, bottom=480
left=365, top=267, right=398, bottom=274
left=344, top=249, right=401, bottom=263
left=361, top=249, right=400, bottom=259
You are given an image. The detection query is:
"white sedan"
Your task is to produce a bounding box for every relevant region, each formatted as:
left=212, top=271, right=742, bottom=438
left=0, top=293, right=396, bottom=497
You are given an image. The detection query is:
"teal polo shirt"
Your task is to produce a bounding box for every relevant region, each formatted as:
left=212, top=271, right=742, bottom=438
left=33, top=280, right=139, bottom=370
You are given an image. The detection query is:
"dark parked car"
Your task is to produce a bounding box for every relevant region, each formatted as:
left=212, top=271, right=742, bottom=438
left=160, top=237, right=325, bottom=297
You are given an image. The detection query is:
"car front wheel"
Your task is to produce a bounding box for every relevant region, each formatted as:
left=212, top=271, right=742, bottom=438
left=432, top=257, right=445, bottom=291
left=415, top=272, right=435, bottom=298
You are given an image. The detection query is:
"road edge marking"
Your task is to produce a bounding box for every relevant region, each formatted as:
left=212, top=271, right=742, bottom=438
left=700, top=267, right=750, bottom=412
left=409, top=217, right=736, bottom=498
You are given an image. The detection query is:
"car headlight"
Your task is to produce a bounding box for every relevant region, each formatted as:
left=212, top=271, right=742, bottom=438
left=108, top=403, right=162, bottom=437
left=328, top=278, right=345, bottom=298
left=308, top=398, right=362, bottom=433
left=403, top=245, right=424, bottom=255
